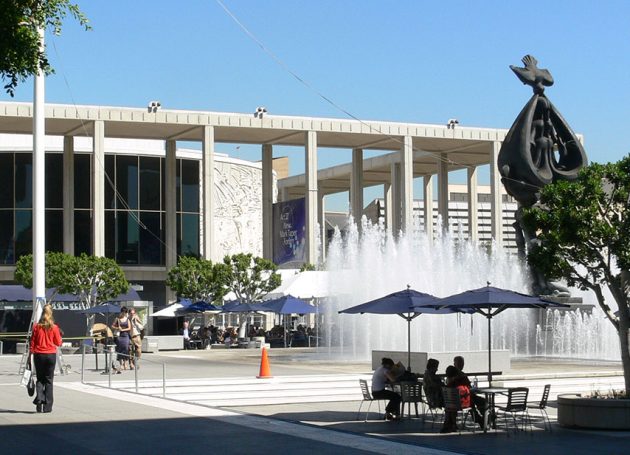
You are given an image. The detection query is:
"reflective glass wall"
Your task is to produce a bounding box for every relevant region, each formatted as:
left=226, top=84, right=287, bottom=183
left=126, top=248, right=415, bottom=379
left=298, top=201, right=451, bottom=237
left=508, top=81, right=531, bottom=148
left=0, top=150, right=200, bottom=266
left=0, top=152, right=64, bottom=264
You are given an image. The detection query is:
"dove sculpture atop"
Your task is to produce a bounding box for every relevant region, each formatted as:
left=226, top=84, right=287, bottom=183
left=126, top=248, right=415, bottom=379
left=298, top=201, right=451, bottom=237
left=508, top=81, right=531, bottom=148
left=510, top=55, right=554, bottom=94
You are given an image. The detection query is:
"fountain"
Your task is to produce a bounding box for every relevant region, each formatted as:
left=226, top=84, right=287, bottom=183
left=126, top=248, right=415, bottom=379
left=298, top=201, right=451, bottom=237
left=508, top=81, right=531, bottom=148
left=321, top=215, right=620, bottom=362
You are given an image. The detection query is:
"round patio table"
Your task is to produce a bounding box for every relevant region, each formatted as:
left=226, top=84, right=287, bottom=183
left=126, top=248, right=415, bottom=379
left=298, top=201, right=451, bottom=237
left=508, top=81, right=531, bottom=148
left=474, top=386, right=510, bottom=432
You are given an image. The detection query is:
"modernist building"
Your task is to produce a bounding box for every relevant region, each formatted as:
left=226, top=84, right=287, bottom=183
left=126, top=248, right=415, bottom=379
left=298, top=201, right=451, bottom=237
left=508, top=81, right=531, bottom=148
left=362, top=184, right=519, bottom=251
left=0, top=102, right=514, bottom=308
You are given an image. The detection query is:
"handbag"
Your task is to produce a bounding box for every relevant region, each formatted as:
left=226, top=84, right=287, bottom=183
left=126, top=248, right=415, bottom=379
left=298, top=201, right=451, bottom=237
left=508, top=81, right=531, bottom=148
left=22, top=354, right=35, bottom=396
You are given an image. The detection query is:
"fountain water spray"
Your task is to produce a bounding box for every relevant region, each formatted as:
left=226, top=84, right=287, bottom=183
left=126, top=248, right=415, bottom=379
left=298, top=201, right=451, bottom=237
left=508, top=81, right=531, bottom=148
left=321, top=216, right=619, bottom=361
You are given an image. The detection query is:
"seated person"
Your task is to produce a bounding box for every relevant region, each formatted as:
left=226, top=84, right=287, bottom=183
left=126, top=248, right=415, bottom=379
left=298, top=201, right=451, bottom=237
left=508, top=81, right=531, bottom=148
left=371, top=357, right=402, bottom=421
left=453, top=355, right=486, bottom=428
left=441, top=365, right=472, bottom=433
left=422, top=358, right=444, bottom=408
left=181, top=321, right=191, bottom=349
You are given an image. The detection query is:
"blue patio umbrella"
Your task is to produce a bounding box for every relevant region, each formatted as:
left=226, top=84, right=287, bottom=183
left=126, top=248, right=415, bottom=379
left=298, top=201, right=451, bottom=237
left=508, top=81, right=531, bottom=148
left=176, top=301, right=221, bottom=315
left=220, top=301, right=268, bottom=313
left=260, top=295, right=317, bottom=314
left=339, top=286, right=465, bottom=371
left=260, top=295, right=317, bottom=348
left=413, top=283, right=569, bottom=384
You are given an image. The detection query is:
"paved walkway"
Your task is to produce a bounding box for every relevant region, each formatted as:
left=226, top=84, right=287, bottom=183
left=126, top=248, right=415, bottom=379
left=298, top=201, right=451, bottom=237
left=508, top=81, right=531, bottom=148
left=0, top=350, right=628, bottom=455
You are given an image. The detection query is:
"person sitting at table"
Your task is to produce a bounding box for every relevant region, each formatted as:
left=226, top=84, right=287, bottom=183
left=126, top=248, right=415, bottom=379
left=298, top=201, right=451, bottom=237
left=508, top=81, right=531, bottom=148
left=371, top=357, right=402, bottom=421
left=441, top=365, right=472, bottom=433
left=453, top=355, right=486, bottom=428
left=423, top=358, right=444, bottom=408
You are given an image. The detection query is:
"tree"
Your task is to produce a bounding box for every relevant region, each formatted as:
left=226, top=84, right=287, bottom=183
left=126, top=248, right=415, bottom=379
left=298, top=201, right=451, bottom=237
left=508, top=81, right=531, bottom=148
left=522, top=156, right=630, bottom=394
left=166, top=256, right=228, bottom=303
left=0, top=0, right=90, bottom=96
left=71, top=253, right=129, bottom=308
left=222, top=253, right=281, bottom=303
left=14, top=251, right=77, bottom=301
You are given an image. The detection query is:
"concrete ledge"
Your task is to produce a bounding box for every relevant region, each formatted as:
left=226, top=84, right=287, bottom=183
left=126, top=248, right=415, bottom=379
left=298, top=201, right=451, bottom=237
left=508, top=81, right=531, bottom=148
left=558, top=394, right=630, bottom=430
left=142, top=335, right=183, bottom=352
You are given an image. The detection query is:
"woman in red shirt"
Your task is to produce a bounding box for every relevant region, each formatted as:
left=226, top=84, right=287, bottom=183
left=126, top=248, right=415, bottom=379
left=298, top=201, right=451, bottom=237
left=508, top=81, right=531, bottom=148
left=29, top=304, right=63, bottom=413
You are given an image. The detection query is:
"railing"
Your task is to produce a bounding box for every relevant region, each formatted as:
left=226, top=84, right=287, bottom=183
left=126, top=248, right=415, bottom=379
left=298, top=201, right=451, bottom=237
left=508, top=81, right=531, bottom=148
left=80, top=340, right=167, bottom=398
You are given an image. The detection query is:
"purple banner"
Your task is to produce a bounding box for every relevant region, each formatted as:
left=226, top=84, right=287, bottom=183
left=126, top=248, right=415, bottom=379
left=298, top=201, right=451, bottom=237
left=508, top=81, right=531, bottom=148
left=273, top=198, right=306, bottom=265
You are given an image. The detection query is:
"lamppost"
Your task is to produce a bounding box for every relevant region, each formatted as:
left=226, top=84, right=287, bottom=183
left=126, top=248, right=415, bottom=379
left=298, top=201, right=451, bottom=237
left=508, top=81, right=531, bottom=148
left=32, top=25, right=46, bottom=322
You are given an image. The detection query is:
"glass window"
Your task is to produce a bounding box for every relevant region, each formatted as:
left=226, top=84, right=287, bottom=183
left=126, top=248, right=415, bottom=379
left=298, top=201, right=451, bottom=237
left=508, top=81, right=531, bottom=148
left=139, top=211, right=163, bottom=265
left=74, top=210, right=92, bottom=256
left=45, top=210, right=63, bottom=252
left=0, top=209, right=14, bottom=264
left=116, top=211, right=139, bottom=264
left=139, top=157, right=161, bottom=211
left=14, top=210, right=32, bottom=259
left=181, top=159, right=199, bottom=213
left=176, top=160, right=181, bottom=212
left=105, top=154, right=115, bottom=209
left=180, top=213, right=199, bottom=258
left=45, top=153, right=63, bottom=209
left=116, top=156, right=138, bottom=210
left=105, top=210, right=115, bottom=259
left=0, top=154, right=14, bottom=208
left=15, top=154, right=32, bottom=209
left=75, top=154, right=91, bottom=209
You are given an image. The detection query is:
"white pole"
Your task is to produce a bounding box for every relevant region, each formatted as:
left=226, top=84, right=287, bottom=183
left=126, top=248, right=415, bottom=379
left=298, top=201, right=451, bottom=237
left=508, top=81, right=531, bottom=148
left=32, top=25, right=46, bottom=323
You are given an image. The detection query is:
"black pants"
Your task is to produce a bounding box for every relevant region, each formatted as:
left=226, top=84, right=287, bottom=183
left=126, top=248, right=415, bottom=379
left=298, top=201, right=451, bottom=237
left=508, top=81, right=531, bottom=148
left=372, top=389, right=401, bottom=416
left=33, top=353, right=57, bottom=412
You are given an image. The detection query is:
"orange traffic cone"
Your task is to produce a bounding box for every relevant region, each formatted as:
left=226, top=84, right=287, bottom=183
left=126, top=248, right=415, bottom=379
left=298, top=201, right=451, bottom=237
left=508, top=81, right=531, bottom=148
left=257, top=347, right=273, bottom=378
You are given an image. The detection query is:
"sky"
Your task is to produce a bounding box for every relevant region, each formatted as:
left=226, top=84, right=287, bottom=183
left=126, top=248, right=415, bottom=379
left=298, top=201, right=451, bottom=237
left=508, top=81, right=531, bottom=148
left=3, top=0, right=630, bottom=211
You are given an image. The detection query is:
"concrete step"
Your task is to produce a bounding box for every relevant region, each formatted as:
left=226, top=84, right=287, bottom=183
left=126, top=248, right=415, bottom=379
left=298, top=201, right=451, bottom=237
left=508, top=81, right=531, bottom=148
left=88, top=372, right=626, bottom=408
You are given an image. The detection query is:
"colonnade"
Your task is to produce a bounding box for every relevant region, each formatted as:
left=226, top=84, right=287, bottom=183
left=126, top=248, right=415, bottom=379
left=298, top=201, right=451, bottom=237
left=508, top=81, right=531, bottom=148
left=60, top=123, right=504, bottom=272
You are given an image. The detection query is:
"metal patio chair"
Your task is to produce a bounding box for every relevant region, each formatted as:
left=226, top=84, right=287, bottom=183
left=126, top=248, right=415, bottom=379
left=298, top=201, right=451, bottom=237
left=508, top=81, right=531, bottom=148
left=357, top=379, right=387, bottom=421
left=527, top=384, right=551, bottom=431
left=496, top=387, right=532, bottom=434
left=442, top=386, right=475, bottom=434
left=400, top=381, right=423, bottom=419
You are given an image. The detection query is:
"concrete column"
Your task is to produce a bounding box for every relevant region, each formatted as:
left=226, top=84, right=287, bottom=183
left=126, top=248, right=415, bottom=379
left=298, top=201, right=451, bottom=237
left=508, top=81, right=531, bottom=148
left=350, top=148, right=364, bottom=224
left=467, top=166, right=479, bottom=242
left=490, top=141, right=503, bottom=245
left=390, top=162, right=401, bottom=234
left=262, top=144, right=273, bottom=260
left=305, top=131, right=319, bottom=265
left=202, top=127, right=215, bottom=261
left=384, top=183, right=393, bottom=230
left=318, top=192, right=326, bottom=261
left=165, top=140, right=178, bottom=270
left=92, top=121, right=105, bottom=257
left=279, top=187, right=289, bottom=203
left=438, top=156, right=449, bottom=231
left=400, top=136, right=414, bottom=233
left=63, top=136, right=74, bottom=255
left=423, top=175, right=434, bottom=241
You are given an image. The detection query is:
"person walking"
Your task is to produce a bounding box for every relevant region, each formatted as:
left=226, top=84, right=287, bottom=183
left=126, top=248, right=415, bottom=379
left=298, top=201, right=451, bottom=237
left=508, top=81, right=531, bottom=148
left=112, top=307, right=132, bottom=372
left=30, top=304, right=63, bottom=413
left=129, top=308, right=143, bottom=368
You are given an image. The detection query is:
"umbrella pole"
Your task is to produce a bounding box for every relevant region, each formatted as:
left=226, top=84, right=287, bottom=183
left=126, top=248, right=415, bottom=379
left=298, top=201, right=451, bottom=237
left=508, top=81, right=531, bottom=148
left=487, top=313, right=492, bottom=386
left=407, top=317, right=411, bottom=372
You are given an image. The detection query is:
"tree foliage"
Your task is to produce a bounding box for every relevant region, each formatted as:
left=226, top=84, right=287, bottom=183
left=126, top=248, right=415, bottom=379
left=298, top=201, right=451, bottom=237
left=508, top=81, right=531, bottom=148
left=0, top=0, right=90, bottom=96
left=522, top=155, right=630, bottom=392
left=14, top=252, right=129, bottom=308
left=166, top=256, right=228, bottom=303
left=222, top=253, right=281, bottom=303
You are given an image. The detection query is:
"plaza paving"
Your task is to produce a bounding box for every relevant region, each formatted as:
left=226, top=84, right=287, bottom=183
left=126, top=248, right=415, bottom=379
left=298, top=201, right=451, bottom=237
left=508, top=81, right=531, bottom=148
left=0, top=348, right=628, bottom=454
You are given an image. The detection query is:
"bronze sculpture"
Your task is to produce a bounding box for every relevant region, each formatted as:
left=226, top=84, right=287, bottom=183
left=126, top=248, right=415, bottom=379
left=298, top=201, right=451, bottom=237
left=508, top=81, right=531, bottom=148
left=498, top=55, right=588, bottom=296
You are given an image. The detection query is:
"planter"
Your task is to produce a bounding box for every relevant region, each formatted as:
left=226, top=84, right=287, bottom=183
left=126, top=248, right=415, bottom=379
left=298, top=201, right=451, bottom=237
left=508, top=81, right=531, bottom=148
left=558, top=394, right=630, bottom=430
